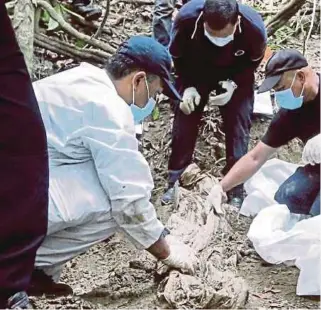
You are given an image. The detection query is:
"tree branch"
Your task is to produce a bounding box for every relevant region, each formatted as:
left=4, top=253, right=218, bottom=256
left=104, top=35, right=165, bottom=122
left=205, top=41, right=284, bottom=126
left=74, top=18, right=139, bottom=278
left=266, top=0, right=306, bottom=36
left=93, top=0, right=110, bottom=39
left=36, top=0, right=116, bottom=54
left=111, top=0, right=154, bottom=5
left=303, top=0, right=317, bottom=55
left=13, top=0, right=35, bottom=74
left=35, top=33, right=110, bottom=64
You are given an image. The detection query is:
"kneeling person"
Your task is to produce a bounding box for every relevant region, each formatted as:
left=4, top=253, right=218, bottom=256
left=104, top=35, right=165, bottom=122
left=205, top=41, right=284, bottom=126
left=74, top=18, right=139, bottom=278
left=211, top=49, right=320, bottom=216
left=30, top=36, right=199, bottom=295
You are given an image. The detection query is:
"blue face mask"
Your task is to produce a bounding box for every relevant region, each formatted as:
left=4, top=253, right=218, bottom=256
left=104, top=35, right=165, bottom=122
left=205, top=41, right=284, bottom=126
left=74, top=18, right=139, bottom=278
left=130, top=77, right=156, bottom=124
left=275, top=73, right=305, bottom=110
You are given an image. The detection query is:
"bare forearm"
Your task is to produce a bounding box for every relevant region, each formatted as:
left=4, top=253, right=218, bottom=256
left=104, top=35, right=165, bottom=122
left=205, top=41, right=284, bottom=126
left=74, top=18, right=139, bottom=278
left=220, top=143, right=276, bottom=192
left=221, top=154, right=261, bottom=192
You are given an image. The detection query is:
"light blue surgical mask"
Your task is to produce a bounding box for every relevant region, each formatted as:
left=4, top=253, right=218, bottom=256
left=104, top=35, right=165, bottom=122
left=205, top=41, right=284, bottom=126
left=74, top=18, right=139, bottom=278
left=204, top=29, right=234, bottom=47
left=130, top=77, right=156, bottom=124
left=275, top=73, right=305, bottom=110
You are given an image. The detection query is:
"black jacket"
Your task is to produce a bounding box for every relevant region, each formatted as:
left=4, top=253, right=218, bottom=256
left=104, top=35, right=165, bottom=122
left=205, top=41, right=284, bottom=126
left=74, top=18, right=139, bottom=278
left=169, top=0, right=267, bottom=89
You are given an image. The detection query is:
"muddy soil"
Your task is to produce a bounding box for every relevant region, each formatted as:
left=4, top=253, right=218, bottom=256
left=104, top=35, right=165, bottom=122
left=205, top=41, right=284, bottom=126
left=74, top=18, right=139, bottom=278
left=30, top=5, right=320, bottom=307
left=32, top=100, right=320, bottom=310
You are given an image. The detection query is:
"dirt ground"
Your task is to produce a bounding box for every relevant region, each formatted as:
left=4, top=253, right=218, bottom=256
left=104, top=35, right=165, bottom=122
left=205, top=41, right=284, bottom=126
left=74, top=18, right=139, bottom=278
left=32, top=94, right=319, bottom=310
left=29, top=2, right=321, bottom=307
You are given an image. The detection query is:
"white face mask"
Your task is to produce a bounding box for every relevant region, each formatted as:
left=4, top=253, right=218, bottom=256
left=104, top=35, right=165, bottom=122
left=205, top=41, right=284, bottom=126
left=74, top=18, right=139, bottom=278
left=204, top=29, right=234, bottom=47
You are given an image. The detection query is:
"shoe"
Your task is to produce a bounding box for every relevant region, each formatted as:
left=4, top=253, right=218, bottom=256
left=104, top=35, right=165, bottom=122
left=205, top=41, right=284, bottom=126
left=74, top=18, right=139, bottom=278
left=7, top=291, right=33, bottom=309
left=73, top=3, right=102, bottom=21
left=161, top=187, right=176, bottom=205
left=228, top=196, right=243, bottom=209
left=227, top=185, right=245, bottom=209
left=27, top=269, right=73, bottom=296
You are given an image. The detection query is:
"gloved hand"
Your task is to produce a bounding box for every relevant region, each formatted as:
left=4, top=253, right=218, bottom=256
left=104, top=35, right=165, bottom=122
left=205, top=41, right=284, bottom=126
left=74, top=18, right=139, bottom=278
left=211, top=80, right=237, bottom=106
left=179, top=87, right=201, bottom=115
left=206, top=183, right=227, bottom=216
left=161, top=235, right=199, bottom=274
left=302, top=134, right=321, bottom=165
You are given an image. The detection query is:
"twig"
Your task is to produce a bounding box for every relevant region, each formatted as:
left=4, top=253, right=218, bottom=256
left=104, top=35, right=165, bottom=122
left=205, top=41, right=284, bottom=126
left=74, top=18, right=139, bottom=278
left=61, top=5, right=113, bottom=35
left=35, top=32, right=110, bottom=63
left=258, top=8, right=320, bottom=16
left=94, top=0, right=110, bottom=39
left=303, top=0, right=317, bottom=55
left=36, top=0, right=116, bottom=54
left=266, top=0, right=306, bottom=37
left=111, top=0, right=154, bottom=5
left=83, top=0, right=111, bottom=49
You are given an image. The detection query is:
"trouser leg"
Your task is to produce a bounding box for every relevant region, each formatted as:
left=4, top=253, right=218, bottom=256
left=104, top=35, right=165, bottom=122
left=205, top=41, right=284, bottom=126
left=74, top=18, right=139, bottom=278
left=219, top=75, right=254, bottom=197
left=0, top=3, right=49, bottom=305
left=152, top=0, right=175, bottom=46
left=35, top=212, right=118, bottom=282
left=168, top=86, right=208, bottom=186
left=274, top=164, right=320, bottom=216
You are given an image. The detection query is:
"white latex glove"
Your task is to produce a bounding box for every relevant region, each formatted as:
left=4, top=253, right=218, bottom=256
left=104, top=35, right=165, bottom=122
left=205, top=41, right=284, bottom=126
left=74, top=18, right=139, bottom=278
left=161, top=235, right=199, bottom=274
left=302, top=134, right=321, bottom=165
left=211, top=80, right=237, bottom=106
left=179, top=87, right=201, bottom=115
left=206, top=183, right=227, bottom=216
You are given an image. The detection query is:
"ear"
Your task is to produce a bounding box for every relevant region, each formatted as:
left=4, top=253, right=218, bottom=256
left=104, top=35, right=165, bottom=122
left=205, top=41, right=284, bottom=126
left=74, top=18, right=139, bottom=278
left=297, top=70, right=306, bottom=84
left=133, top=71, right=146, bottom=89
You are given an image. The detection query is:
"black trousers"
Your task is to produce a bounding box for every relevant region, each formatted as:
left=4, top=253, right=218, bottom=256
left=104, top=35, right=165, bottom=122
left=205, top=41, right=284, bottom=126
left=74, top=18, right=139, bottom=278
left=168, top=73, right=255, bottom=194
left=0, top=3, right=49, bottom=306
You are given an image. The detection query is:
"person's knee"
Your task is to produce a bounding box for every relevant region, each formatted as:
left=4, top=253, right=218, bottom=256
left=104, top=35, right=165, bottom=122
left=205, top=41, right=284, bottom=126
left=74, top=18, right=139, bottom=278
left=274, top=180, right=316, bottom=215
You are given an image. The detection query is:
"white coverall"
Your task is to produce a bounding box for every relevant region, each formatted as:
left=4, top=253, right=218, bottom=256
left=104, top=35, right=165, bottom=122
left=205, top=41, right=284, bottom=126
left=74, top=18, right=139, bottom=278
left=33, top=63, right=164, bottom=281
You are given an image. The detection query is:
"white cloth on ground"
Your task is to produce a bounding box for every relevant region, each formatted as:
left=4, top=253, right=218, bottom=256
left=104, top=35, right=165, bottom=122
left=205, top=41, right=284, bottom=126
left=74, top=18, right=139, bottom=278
left=33, top=63, right=164, bottom=274
left=241, top=158, right=320, bottom=296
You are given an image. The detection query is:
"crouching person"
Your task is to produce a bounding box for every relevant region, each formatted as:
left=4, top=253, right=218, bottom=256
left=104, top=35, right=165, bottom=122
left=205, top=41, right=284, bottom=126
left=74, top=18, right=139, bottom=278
left=29, top=36, right=199, bottom=295
left=208, top=49, right=320, bottom=217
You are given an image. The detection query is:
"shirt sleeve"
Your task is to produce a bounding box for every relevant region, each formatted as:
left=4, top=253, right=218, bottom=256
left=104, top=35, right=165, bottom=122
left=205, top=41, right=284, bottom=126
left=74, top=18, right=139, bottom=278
left=261, top=109, right=300, bottom=148
left=81, top=98, right=164, bottom=250
left=169, top=14, right=195, bottom=89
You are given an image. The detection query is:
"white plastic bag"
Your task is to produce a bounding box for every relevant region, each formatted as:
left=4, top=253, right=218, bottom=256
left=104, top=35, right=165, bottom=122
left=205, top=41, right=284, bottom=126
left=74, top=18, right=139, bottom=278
left=243, top=158, right=320, bottom=296
left=247, top=205, right=320, bottom=296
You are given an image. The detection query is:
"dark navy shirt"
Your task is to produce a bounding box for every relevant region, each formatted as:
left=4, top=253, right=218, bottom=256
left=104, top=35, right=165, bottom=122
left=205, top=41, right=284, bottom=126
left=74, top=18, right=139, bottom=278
left=169, top=0, right=267, bottom=88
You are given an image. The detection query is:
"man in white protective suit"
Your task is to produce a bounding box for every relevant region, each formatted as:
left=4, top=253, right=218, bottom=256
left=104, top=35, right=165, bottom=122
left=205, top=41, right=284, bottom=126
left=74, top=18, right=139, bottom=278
left=28, top=36, right=199, bottom=295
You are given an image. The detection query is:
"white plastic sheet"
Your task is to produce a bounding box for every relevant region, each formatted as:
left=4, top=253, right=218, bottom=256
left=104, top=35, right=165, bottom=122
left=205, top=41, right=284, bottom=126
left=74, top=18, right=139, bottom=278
left=242, top=159, right=320, bottom=296
left=240, top=158, right=298, bottom=217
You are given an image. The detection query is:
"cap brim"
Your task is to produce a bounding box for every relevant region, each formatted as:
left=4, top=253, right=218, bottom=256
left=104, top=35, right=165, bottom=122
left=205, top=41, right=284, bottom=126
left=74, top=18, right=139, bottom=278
left=163, top=78, right=182, bottom=101
left=257, top=75, right=282, bottom=94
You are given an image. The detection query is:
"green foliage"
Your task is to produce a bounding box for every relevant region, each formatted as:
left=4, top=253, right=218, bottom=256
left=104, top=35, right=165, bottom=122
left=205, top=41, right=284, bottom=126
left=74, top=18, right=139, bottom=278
left=152, top=106, right=160, bottom=121
left=75, top=39, right=87, bottom=48
left=41, top=4, right=65, bottom=32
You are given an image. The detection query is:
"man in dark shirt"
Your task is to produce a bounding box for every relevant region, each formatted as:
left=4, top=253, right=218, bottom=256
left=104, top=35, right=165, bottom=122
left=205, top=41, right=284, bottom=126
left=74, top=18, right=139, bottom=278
left=0, top=2, right=49, bottom=308
left=214, top=49, right=320, bottom=216
left=162, top=0, right=267, bottom=207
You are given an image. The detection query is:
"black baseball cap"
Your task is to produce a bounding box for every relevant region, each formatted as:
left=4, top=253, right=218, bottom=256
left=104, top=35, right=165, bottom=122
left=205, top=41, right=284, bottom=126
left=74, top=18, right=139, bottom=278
left=258, top=49, right=308, bottom=93
left=118, top=36, right=181, bottom=101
